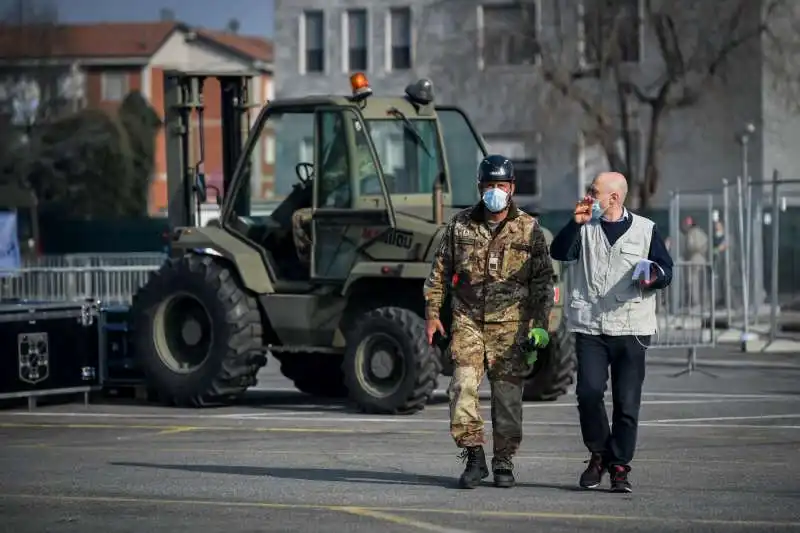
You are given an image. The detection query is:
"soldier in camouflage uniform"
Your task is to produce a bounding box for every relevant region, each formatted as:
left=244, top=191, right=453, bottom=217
left=423, top=155, right=554, bottom=489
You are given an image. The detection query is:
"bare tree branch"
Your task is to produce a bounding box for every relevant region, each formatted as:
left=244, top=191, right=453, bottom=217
left=417, top=0, right=798, bottom=209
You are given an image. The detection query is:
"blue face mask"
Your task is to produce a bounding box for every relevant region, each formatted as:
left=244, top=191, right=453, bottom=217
left=482, top=188, right=509, bottom=213
left=591, top=199, right=605, bottom=220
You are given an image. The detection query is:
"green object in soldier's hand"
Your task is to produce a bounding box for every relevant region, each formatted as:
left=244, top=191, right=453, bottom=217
left=528, top=327, right=549, bottom=348
left=525, top=328, right=549, bottom=365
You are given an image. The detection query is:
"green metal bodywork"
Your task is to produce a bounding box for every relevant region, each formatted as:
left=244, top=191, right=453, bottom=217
left=169, top=84, right=566, bottom=351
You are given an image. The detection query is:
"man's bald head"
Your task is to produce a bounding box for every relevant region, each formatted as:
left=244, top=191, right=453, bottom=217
left=593, top=172, right=628, bottom=204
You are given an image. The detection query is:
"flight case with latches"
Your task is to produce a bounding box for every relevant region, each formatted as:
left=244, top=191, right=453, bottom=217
left=0, top=301, right=101, bottom=409
left=98, top=304, right=146, bottom=386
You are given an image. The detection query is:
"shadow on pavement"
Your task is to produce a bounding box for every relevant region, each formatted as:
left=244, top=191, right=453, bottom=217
left=235, top=390, right=452, bottom=411
left=110, top=462, right=460, bottom=489
left=235, top=391, right=352, bottom=412
left=514, top=481, right=588, bottom=493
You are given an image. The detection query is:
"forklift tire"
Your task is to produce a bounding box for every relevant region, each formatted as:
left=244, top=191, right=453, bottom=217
left=130, top=254, right=265, bottom=407
left=522, top=318, right=576, bottom=402
left=343, top=306, right=440, bottom=415
left=274, top=353, right=349, bottom=398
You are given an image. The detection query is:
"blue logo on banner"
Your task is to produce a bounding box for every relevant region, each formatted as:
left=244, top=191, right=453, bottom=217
left=0, top=211, right=21, bottom=274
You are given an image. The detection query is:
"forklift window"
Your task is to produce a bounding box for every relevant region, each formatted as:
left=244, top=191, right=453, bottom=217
left=365, top=119, right=440, bottom=196
left=436, top=108, right=487, bottom=206
left=270, top=111, right=316, bottom=200
left=316, top=111, right=352, bottom=208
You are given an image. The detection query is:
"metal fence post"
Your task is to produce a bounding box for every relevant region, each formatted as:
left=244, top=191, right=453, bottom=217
left=706, top=193, right=716, bottom=344
left=736, top=175, right=751, bottom=348
left=669, top=191, right=681, bottom=315
left=769, top=170, right=781, bottom=343
left=722, top=179, right=732, bottom=326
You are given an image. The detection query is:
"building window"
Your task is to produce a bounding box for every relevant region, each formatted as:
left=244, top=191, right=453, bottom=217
left=513, top=158, right=539, bottom=196
left=484, top=136, right=539, bottom=196
left=101, top=71, right=128, bottom=101
left=581, top=0, right=642, bottom=66
left=389, top=7, right=412, bottom=70
left=304, top=10, right=325, bottom=73
left=346, top=9, right=368, bottom=71
left=481, top=2, right=539, bottom=67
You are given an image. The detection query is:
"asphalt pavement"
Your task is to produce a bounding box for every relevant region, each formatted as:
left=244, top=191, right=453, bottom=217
left=1, top=349, right=799, bottom=533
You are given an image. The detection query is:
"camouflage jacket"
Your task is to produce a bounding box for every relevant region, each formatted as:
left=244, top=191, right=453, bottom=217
left=423, top=202, right=554, bottom=326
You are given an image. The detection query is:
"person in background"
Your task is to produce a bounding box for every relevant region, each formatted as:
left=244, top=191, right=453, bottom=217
left=681, top=216, right=709, bottom=309
left=550, top=171, right=673, bottom=493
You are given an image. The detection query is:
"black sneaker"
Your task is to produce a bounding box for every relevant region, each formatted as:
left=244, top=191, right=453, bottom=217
left=492, top=457, right=515, bottom=488
left=579, top=453, right=605, bottom=489
left=609, top=464, right=632, bottom=493
left=457, top=446, right=489, bottom=489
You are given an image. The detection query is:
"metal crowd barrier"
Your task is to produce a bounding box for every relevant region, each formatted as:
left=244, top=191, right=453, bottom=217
left=23, top=253, right=168, bottom=269
left=652, top=260, right=715, bottom=349
left=0, top=265, right=161, bottom=306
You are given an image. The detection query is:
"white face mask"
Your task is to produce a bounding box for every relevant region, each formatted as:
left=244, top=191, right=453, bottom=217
left=482, top=188, right=509, bottom=212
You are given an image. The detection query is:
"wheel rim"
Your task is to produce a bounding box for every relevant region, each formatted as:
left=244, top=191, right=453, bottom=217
left=153, top=292, right=213, bottom=374
left=354, top=332, right=406, bottom=398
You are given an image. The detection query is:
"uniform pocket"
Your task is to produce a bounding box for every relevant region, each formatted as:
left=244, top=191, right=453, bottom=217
left=619, top=242, right=644, bottom=269
left=454, top=237, right=476, bottom=269
left=505, top=243, right=531, bottom=281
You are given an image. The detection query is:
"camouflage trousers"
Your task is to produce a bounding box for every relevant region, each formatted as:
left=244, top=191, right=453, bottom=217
left=448, top=314, right=531, bottom=463
left=291, top=207, right=313, bottom=264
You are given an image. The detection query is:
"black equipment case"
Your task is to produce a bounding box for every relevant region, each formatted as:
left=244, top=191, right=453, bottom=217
left=98, top=305, right=146, bottom=385
left=0, top=301, right=101, bottom=408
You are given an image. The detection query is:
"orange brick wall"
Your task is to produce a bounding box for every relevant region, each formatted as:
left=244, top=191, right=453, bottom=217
left=149, top=67, right=167, bottom=212
left=85, top=67, right=142, bottom=114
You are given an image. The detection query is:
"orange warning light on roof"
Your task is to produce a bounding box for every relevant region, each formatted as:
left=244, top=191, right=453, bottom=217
left=349, top=72, right=373, bottom=100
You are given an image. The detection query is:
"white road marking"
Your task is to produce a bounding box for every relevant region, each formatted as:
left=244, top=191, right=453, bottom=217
left=429, top=390, right=800, bottom=400
left=646, top=413, right=800, bottom=423
left=641, top=423, right=800, bottom=430
left=2, top=411, right=800, bottom=430
left=340, top=506, right=477, bottom=533
left=425, top=398, right=798, bottom=410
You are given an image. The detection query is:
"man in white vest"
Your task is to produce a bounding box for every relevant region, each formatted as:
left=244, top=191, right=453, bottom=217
left=550, top=171, right=673, bottom=493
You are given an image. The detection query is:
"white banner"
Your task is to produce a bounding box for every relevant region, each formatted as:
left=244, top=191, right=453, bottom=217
left=0, top=211, right=21, bottom=273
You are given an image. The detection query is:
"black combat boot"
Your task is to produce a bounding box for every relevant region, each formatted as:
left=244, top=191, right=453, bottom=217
left=579, top=453, right=605, bottom=489
left=492, top=457, right=515, bottom=488
left=458, top=446, right=489, bottom=489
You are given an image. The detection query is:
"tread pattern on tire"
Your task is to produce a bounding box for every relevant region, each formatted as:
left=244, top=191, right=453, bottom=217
left=131, top=254, right=264, bottom=407
left=344, top=306, right=441, bottom=415
left=522, top=317, right=576, bottom=402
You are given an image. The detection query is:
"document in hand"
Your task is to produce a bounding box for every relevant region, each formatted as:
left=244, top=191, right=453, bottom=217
left=631, top=258, right=655, bottom=281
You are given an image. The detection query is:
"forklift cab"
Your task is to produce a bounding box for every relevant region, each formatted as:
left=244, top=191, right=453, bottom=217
left=164, top=69, right=486, bottom=287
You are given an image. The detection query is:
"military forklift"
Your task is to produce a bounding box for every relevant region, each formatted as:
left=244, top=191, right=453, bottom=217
left=129, top=70, right=575, bottom=414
